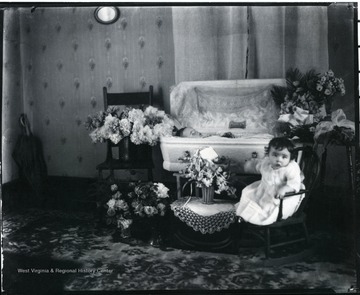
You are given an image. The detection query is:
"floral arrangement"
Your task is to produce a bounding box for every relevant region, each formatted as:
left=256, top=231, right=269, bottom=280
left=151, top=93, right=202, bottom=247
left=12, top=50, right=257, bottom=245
left=105, top=183, right=134, bottom=231
left=127, top=182, right=170, bottom=218
left=105, top=182, right=171, bottom=232
left=271, top=68, right=347, bottom=142
left=178, top=149, right=236, bottom=196
left=85, top=106, right=175, bottom=146
left=273, top=122, right=318, bottom=143
left=271, top=68, right=345, bottom=120
left=313, top=109, right=355, bottom=146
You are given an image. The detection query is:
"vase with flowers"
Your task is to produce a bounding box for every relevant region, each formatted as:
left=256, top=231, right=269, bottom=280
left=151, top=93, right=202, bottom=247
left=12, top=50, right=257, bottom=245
left=85, top=105, right=175, bottom=161
left=178, top=147, right=236, bottom=204
left=271, top=68, right=346, bottom=142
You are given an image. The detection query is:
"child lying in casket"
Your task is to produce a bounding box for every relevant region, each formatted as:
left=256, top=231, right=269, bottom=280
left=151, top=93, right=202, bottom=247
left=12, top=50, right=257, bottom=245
left=173, top=119, right=247, bottom=138
left=175, top=127, right=235, bottom=138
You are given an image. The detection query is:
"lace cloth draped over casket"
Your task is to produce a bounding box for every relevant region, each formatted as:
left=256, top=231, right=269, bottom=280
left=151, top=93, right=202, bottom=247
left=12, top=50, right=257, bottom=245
left=170, top=79, right=285, bottom=134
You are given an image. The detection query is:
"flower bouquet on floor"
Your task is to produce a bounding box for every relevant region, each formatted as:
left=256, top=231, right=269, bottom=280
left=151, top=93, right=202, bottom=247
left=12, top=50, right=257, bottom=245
left=178, top=147, right=236, bottom=204
left=271, top=68, right=346, bottom=142
left=84, top=105, right=175, bottom=146
left=104, top=181, right=171, bottom=245
left=128, top=181, right=170, bottom=218
left=127, top=181, right=171, bottom=247
left=105, top=183, right=134, bottom=240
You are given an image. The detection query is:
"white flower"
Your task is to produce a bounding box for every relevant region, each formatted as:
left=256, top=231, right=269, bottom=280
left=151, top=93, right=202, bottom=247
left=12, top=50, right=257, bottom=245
left=109, top=133, right=122, bottom=144
left=142, top=125, right=154, bottom=139
left=144, top=206, right=157, bottom=216
left=130, top=121, right=144, bottom=144
left=202, top=178, right=212, bottom=187
left=115, top=199, right=129, bottom=211
left=324, top=89, right=332, bottom=96
left=144, top=106, right=161, bottom=116
left=117, top=218, right=133, bottom=229
left=128, top=109, right=145, bottom=124
left=132, top=202, right=143, bottom=215
left=89, top=129, right=103, bottom=143
left=131, top=124, right=157, bottom=145
left=104, top=114, right=118, bottom=129
left=155, top=183, right=169, bottom=198
left=89, top=125, right=110, bottom=143
left=153, top=123, right=173, bottom=138
left=107, top=199, right=116, bottom=208
left=119, top=118, right=131, bottom=136
left=111, top=184, right=118, bottom=191
left=327, top=70, right=334, bottom=77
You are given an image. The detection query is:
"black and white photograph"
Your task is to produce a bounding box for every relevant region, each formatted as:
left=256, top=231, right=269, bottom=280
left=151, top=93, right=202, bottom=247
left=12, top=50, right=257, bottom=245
left=1, top=2, right=359, bottom=294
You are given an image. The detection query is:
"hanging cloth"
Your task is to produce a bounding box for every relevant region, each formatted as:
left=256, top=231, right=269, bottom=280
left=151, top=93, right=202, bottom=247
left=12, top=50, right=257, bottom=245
left=12, top=114, right=48, bottom=203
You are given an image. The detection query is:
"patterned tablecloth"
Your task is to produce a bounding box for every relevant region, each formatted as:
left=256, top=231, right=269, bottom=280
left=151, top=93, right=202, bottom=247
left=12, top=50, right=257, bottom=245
left=171, top=197, right=237, bottom=234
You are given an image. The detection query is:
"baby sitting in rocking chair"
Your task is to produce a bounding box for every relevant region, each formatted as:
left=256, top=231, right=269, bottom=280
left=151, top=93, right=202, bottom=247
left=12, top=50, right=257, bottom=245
left=235, top=137, right=305, bottom=226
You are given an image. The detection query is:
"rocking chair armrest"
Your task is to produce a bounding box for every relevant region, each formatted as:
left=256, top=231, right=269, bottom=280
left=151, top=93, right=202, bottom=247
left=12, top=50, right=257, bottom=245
left=276, top=189, right=308, bottom=221
left=282, top=189, right=309, bottom=198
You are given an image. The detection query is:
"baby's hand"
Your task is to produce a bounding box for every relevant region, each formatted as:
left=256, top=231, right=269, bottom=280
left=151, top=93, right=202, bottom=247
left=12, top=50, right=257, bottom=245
left=244, top=158, right=260, bottom=174
left=275, top=186, right=293, bottom=199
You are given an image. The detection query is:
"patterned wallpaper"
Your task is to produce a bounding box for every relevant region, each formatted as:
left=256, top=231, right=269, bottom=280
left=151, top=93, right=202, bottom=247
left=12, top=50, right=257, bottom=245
left=2, top=9, right=24, bottom=183
left=2, top=5, right=356, bottom=190
left=3, top=6, right=175, bottom=182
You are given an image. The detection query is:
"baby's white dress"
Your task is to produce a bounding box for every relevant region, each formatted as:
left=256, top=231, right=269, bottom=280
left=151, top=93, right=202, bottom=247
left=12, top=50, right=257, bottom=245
left=235, top=157, right=304, bottom=226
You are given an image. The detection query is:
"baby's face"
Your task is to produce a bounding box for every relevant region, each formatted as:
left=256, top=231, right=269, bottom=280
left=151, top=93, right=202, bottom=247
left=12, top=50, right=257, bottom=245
left=182, top=127, right=202, bottom=138
left=269, top=147, right=291, bottom=169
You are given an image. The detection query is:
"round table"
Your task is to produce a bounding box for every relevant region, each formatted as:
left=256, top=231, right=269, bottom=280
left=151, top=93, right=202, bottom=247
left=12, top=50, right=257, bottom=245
left=171, top=197, right=238, bottom=253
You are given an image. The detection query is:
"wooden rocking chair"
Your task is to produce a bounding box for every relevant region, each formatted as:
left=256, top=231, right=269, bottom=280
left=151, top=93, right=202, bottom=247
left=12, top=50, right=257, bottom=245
left=241, top=146, right=321, bottom=262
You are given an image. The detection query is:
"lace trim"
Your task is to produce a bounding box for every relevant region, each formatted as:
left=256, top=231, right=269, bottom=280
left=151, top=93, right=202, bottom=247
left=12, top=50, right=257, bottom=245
left=172, top=206, right=236, bottom=234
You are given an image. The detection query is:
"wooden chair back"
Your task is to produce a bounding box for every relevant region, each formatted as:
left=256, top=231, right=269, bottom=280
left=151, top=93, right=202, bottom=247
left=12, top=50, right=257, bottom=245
left=103, top=86, right=153, bottom=109
left=281, top=146, right=321, bottom=220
